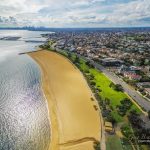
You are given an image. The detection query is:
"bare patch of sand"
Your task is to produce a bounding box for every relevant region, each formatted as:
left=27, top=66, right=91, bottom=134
left=29, top=50, right=101, bottom=150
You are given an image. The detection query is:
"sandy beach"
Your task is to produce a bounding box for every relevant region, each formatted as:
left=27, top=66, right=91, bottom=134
left=29, top=50, right=101, bottom=150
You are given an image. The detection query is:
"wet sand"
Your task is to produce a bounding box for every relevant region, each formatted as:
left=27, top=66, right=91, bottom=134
left=29, top=50, right=101, bottom=150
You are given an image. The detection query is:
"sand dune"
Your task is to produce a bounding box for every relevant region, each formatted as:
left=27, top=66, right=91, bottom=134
left=29, top=50, right=101, bottom=150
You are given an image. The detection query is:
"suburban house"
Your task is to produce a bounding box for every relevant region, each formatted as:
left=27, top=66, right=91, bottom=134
left=124, top=71, right=142, bottom=80
left=101, top=58, right=123, bottom=66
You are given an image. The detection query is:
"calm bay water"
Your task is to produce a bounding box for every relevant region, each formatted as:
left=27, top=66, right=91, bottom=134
left=0, top=30, right=51, bottom=150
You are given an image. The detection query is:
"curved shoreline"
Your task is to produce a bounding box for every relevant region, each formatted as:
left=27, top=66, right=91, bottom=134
left=29, top=50, right=101, bottom=150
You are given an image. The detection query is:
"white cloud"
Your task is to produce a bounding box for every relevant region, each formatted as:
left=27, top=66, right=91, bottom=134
left=104, top=0, right=150, bottom=25
left=0, top=0, right=150, bottom=27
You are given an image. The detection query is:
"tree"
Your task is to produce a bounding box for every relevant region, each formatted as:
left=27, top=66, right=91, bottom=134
left=128, top=110, right=143, bottom=129
left=67, top=52, right=71, bottom=58
left=109, top=83, right=124, bottom=92
left=114, top=84, right=124, bottom=92
left=121, top=124, right=133, bottom=139
left=109, top=82, right=115, bottom=88
left=148, top=110, right=150, bottom=120
left=86, top=61, right=94, bottom=68
left=93, top=141, right=101, bottom=150
left=74, top=56, right=79, bottom=63
left=91, top=81, right=96, bottom=86
left=105, top=98, right=110, bottom=105
left=84, top=69, right=90, bottom=74
left=85, top=61, right=90, bottom=66
left=117, top=98, right=133, bottom=116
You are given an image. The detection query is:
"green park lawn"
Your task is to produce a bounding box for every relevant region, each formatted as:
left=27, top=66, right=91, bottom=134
left=90, top=68, right=127, bottom=106
left=49, top=49, right=141, bottom=122
left=90, top=69, right=140, bottom=111
left=106, top=135, right=133, bottom=150
left=47, top=45, right=143, bottom=150
left=106, top=135, right=123, bottom=150
left=78, top=59, right=141, bottom=122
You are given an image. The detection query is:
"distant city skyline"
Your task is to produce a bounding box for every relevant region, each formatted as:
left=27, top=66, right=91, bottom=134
left=0, top=0, right=150, bottom=28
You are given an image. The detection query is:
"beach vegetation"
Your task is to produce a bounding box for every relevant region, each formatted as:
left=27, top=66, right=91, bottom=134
left=93, top=141, right=101, bottom=150
left=116, top=98, right=133, bottom=116
left=54, top=49, right=141, bottom=120
left=45, top=48, right=143, bottom=149
left=109, top=82, right=124, bottom=92
left=148, top=110, right=150, bottom=120
left=121, top=124, right=133, bottom=139
left=106, top=135, right=123, bottom=150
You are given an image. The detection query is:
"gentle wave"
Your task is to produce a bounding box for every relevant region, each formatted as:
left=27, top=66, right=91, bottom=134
left=0, top=30, right=51, bottom=150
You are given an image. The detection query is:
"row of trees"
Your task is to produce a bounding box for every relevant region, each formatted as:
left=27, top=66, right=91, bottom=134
left=57, top=49, right=150, bottom=150
left=109, top=82, right=124, bottom=92
left=116, top=98, right=133, bottom=116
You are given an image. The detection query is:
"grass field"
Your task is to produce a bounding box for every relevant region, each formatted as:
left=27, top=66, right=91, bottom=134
left=52, top=49, right=141, bottom=122
left=106, top=135, right=133, bottom=150
left=46, top=49, right=143, bottom=149
left=78, top=58, right=141, bottom=122
left=90, top=68, right=127, bottom=107
left=106, top=135, right=123, bottom=150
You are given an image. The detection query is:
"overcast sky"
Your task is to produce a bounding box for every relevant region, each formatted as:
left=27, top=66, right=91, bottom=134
left=0, top=0, right=150, bottom=27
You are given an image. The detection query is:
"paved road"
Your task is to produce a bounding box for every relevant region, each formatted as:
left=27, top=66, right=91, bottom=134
left=77, top=54, right=150, bottom=112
